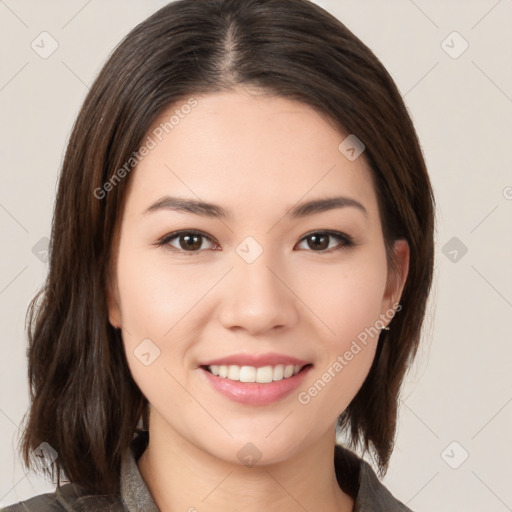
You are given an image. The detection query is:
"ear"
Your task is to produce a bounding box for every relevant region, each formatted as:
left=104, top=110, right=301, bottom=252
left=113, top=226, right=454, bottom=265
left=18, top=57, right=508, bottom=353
left=106, top=274, right=122, bottom=329
left=381, top=239, right=409, bottom=317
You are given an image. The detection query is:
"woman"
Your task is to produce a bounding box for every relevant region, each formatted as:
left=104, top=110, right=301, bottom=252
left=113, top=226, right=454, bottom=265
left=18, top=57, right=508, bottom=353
left=3, top=0, right=435, bottom=510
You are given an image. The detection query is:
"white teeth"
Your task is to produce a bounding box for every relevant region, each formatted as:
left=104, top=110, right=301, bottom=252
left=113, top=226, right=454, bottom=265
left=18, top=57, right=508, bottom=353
left=228, top=365, right=240, bottom=380
left=273, top=364, right=284, bottom=381
left=283, top=365, right=294, bottom=378
left=207, top=364, right=304, bottom=383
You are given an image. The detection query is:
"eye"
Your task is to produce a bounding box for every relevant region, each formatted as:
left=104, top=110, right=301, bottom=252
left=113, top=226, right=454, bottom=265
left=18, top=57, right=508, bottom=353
left=296, top=231, right=354, bottom=252
left=156, top=229, right=354, bottom=254
left=157, top=230, right=218, bottom=253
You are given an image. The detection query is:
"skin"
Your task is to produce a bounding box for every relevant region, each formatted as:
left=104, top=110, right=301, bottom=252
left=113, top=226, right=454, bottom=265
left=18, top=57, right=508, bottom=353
left=107, top=87, right=409, bottom=512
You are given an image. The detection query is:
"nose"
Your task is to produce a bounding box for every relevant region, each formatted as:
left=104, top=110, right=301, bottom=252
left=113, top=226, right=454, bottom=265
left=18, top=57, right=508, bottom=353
left=218, top=253, right=299, bottom=336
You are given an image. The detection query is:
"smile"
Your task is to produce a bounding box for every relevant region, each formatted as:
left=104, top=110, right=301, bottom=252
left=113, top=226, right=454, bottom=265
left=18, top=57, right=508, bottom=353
left=199, top=364, right=313, bottom=405
left=204, top=364, right=307, bottom=383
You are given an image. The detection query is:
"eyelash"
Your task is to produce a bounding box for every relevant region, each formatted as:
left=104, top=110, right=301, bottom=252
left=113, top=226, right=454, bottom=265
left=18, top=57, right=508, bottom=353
left=155, top=229, right=355, bottom=255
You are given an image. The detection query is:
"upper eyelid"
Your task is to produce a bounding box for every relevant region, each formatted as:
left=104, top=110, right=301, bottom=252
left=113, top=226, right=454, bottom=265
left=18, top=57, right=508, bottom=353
left=158, top=230, right=217, bottom=249
left=159, top=229, right=352, bottom=249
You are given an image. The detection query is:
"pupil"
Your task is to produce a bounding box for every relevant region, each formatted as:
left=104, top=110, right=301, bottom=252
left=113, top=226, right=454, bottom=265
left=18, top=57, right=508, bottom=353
left=182, top=234, right=201, bottom=250
left=309, top=234, right=328, bottom=250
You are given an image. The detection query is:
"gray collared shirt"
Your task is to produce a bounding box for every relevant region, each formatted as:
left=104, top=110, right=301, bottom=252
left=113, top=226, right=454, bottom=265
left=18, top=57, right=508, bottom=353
left=2, top=431, right=412, bottom=511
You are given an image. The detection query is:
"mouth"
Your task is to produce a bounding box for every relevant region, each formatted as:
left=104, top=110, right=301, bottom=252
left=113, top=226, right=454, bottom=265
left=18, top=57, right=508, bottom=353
left=199, top=363, right=314, bottom=405
left=200, top=363, right=313, bottom=384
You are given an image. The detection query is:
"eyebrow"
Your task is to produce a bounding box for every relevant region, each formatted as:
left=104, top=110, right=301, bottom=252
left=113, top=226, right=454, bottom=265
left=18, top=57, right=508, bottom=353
left=143, top=195, right=367, bottom=219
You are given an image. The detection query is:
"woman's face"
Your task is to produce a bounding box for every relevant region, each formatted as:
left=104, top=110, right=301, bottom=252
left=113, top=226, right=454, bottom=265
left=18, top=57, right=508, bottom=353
left=108, top=88, right=408, bottom=464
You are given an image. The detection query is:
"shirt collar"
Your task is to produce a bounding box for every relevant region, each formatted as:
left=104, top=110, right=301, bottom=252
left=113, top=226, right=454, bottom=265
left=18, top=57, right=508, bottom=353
left=120, top=430, right=159, bottom=512
left=119, top=430, right=410, bottom=512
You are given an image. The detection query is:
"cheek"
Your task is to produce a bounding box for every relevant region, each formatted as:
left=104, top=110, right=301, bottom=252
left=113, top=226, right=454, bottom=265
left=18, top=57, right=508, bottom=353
left=114, top=243, right=220, bottom=393
left=293, top=250, right=387, bottom=410
left=296, top=250, right=388, bottom=342
left=115, top=242, right=212, bottom=335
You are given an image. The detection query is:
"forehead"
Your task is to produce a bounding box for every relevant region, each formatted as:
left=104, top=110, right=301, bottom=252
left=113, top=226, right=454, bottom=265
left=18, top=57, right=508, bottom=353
left=125, top=89, right=379, bottom=222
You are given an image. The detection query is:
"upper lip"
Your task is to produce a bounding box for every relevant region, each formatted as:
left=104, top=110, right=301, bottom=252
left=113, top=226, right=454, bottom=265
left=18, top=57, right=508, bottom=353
left=199, top=352, right=311, bottom=368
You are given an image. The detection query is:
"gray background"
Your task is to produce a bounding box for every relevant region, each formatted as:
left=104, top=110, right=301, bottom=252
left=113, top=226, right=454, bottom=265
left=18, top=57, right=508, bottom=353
left=1, top=0, right=511, bottom=510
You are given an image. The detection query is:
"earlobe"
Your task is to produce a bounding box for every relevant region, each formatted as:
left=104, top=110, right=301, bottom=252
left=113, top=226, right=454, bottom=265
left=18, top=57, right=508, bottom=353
left=106, top=278, right=122, bottom=329
left=383, top=239, right=410, bottom=312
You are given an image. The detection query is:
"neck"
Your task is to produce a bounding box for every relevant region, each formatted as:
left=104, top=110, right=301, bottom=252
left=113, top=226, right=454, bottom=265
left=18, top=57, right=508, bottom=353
left=137, top=411, right=354, bottom=512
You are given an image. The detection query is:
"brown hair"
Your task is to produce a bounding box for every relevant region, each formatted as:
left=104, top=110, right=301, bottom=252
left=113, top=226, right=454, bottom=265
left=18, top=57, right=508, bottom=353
left=19, top=0, right=435, bottom=494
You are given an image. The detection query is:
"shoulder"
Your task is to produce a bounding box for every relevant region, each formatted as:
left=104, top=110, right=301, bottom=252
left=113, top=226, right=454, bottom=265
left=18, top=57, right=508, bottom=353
left=1, top=483, right=125, bottom=512
left=1, top=491, right=62, bottom=512
left=2, top=431, right=150, bottom=512
left=334, top=444, right=413, bottom=512
left=356, top=458, right=413, bottom=512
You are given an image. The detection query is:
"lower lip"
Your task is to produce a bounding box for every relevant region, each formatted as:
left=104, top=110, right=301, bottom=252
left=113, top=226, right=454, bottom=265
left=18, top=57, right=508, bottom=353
left=200, top=365, right=313, bottom=406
